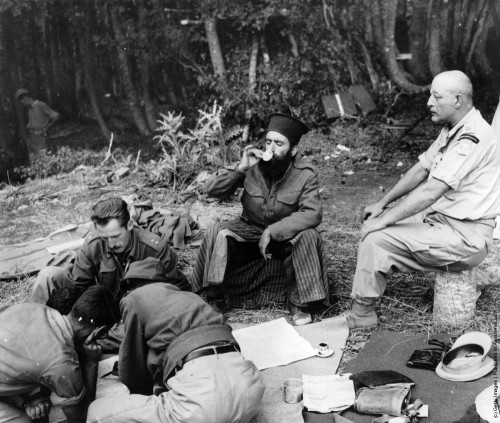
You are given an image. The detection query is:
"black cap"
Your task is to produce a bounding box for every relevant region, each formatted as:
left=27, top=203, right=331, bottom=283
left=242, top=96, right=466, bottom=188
left=266, top=113, right=308, bottom=146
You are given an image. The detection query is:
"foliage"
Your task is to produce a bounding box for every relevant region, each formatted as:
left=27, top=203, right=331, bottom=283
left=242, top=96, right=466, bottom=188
left=150, top=102, right=243, bottom=190
left=14, top=147, right=105, bottom=180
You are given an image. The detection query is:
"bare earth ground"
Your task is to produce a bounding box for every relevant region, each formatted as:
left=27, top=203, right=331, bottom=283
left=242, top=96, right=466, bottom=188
left=1, top=115, right=499, bottom=368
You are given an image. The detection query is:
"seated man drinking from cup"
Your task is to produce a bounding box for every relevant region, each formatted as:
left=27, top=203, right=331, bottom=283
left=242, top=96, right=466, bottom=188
left=191, top=113, right=330, bottom=325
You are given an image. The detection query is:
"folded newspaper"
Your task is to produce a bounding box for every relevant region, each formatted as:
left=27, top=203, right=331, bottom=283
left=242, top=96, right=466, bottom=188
left=303, top=374, right=355, bottom=413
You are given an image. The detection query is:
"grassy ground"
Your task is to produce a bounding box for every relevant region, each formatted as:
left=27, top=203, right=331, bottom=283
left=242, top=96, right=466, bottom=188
left=1, top=110, right=499, bottom=370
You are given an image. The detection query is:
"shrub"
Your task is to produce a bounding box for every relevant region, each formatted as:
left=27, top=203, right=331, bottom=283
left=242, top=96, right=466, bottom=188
left=14, top=147, right=105, bottom=180
left=151, top=102, right=243, bottom=190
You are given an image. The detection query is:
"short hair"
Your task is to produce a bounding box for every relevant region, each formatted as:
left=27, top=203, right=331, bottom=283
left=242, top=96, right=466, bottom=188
left=91, top=198, right=130, bottom=227
left=70, top=285, right=120, bottom=326
left=46, top=286, right=85, bottom=315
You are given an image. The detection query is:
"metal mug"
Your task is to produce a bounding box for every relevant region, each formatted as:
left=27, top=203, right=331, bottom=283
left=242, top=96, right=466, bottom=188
left=282, top=378, right=303, bottom=404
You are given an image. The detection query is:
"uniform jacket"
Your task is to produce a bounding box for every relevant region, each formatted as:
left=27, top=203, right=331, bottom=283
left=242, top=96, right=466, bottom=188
left=119, top=283, right=225, bottom=395
left=64, top=226, right=190, bottom=297
left=205, top=159, right=322, bottom=242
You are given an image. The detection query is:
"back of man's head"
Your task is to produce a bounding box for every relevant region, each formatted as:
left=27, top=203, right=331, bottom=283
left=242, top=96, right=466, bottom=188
left=91, top=197, right=130, bottom=227
left=46, top=286, right=85, bottom=315
left=69, top=285, right=120, bottom=327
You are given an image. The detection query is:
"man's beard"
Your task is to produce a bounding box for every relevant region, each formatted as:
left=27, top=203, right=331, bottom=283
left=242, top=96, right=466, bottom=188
left=258, top=150, right=294, bottom=181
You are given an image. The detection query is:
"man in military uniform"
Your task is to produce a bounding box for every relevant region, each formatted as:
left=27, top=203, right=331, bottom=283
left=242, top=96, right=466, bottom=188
left=30, top=197, right=190, bottom=305
left=191, top=113, right=329, bottom=325
left=15, top=88, right=60, bottom=154
left=346, top=70, right=500, bottom=330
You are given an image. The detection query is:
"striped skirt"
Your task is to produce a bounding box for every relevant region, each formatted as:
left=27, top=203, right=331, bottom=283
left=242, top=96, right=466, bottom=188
left=190, top=219, right=330, bottom=308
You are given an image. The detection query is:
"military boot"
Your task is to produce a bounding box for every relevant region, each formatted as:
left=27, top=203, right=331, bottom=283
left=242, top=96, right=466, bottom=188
left=346, top=300, right=378, bottom=330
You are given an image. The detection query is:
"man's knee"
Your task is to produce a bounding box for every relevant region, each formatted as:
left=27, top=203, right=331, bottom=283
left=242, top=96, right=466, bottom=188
left=292, top=228, right=323, bottom=247
left=30, top=266, right=66, bottom=303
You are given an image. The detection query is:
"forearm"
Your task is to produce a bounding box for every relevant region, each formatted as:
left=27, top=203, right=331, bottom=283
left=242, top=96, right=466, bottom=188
left=44, top=117, right=58, bottom=131
left=380, top=178, right=449, bottom=225
left=204, top=169, right=245, bottom=198
left=378, top=163, right=429, bottom=207
left=268, top=210, right=321, bottom=241
left=81, top=359, right=99, bottom=405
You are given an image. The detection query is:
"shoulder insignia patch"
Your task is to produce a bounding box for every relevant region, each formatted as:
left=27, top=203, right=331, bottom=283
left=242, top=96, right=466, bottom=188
left=458, top=134, right=479, bottom=144
left=137, top=229, right=163, bottom=250
left=86, top=233, right=101, bottom=243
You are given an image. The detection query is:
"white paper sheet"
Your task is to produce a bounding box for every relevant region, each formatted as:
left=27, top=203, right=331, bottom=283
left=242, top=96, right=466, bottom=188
left=302, top=374, right=355, bottom=413
left=232, top=317, right=317, bottom=370
left=96, top=356, right=129, bottom=399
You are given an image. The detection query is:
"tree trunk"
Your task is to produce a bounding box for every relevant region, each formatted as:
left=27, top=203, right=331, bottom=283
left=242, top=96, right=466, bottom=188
left=205, top=17, right=225, bottom=79
left=439, top=0, right=454, bottom=57
left=363, top=0, right=374, bottom=44
left=428, top=0, right=446, bottom=77
left=288, top=32, right=299, bottom=57
left=381, top=0, right=428, bottom=92
left=136, top=0, right=157, bottom=131
left=459, top=0, right=484, bottom=71
left=108, top=2, right=152, bottom=136
left=260, top=35, right=271, bottom=71
left=473, top=22, right=493, bottom=78
left=465, top=1, right=489, bottom=75
left=371, top=0, right=385, bottom=56
left=39, top=11, right=56, bottom=104
left=249, top=32, right=259, bottom=92
left=0, top=18, right=28, bottom=173
left=79, top=0, right=110, bottom=140
left=150, top=0, right=181, bottom=107
left=358, top=37, right=380, bottom=93
left=452, top=0, right=469, bottom=63
left=408, top=0, right=428, bottom=80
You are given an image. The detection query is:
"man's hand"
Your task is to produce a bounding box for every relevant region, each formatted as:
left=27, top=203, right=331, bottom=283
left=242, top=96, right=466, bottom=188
left=258, top=228, right=272, bottom=260
left=82, top=327, right=105, bottom=362
left=360, top=217, right=387, bottom=241
left=361, top=201, right=385, bottom=222
left=24, top=398, right=51, bottom=420
left=238, top=145, right=263, bottom=171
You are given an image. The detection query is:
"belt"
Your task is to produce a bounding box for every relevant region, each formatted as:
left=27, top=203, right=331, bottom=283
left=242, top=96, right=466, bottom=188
left=177, top=343, right=240, bottom=371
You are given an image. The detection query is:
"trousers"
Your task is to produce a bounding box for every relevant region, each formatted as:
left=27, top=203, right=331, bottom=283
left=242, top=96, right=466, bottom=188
left=87, top=351, right=265, bottom=423
left=352, top=210, right=493, bottom=304
left=30, top=266, right=67, bottom=304
left=191, top=220, right=329, bottom=307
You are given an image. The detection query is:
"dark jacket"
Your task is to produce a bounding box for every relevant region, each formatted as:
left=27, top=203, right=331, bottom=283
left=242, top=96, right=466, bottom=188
left=64, top=227, right=190, bottom=297
left=118, top=283, right=225, bottom=395
left=204, top=159, right=322, bottom=241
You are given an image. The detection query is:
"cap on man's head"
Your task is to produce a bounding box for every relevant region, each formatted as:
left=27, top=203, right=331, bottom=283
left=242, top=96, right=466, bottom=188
left=15, top=88, right=30, bottom=100
left=123, top=257, right=166, bottom=282
left=267, top=113, right=308, bottom=146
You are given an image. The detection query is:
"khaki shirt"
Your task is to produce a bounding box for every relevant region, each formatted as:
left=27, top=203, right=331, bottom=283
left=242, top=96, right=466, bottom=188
left=0, top=304, right=85, bottom=407
left=27, top=100, right=59, bottom=133
left=419, top=108, right=500, bottom=220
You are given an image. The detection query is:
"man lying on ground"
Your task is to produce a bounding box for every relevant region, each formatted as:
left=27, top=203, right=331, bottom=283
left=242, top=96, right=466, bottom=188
left=345, top=70, right=500, bottom=330
left=0, top=285, right=119, bottom=423
left=191, top=112, right=329, bottom=325
left=30, top=197, right=190, bottom=304
left=87, top=258, right=265, bottom=423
